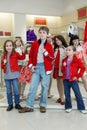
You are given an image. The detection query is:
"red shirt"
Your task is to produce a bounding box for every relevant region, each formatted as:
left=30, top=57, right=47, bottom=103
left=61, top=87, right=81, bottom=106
left=1, top=52, right=25, bottom=73
left=61, top=56, right=86, bottom=81
left=28, top=40, right=54, bottom=74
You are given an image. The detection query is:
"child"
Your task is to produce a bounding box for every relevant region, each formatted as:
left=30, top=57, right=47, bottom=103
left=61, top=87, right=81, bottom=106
left=62, top=45, right=87, bottom=114
left=70, top=35, right=87, bottom=91
left=19, top=26, right=54, bottom=113
left=1, top=40, right=25, bottom=111
left=14, top=39, right=26, bottom=99
left=53, top=35, right=67, bottom=105
left=18, top=44, right=32, bottom=85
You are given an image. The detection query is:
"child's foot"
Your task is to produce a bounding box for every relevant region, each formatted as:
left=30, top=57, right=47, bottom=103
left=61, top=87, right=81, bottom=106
left=80, top=110, right=87, bottom=114
left=15, top=104, right=22, bottom=109
left=65, top=108, right=72, bottom=113
left=7, top=105, right=13, bottom=111
left=48, top=95, right=53, bottom=98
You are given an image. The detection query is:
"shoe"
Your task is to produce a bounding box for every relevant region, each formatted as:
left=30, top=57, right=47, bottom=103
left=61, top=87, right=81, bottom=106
left=56, top=98, right=61, bottom=103
left=15, top=104, right=23, bottom=109
left=60, top=101, right=65, bottom=105
left=19, top=107, right=34, bottom=113
left=65, top=108, right=72, bottom=113
left=48, top=95, right=53, bottom=98
left=80, top=110, right=87, bottom=114
left=40, top=106, right=46, bottom=113
left=7, top=105, right=13, bottom=111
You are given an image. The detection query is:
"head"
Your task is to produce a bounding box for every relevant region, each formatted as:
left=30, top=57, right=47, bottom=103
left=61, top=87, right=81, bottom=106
left=70, top=35, right=79, bottom=47
left=66, top=45, right=76, bottom=57
left=3, top=40, right=15, bottom=53
left=38, top=26, right=49, bottom=41
left=14, top=39, right=24, bottom=48
left=54, top=35, right=67, bottom=48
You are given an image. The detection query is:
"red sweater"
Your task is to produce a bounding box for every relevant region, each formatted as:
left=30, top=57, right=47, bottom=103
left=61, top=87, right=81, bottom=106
left=28, top=40, right=54, bottom=74
left=61, top=56, right=86, bottom=81
left=1, top=52, right=25, bottom=73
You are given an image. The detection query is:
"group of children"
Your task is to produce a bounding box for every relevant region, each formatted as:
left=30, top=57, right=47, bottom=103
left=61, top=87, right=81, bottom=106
left=1, top=26, right=87, bottom=114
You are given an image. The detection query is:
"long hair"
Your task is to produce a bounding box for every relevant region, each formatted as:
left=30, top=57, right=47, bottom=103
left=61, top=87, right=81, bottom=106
left=54, top=35, right=68, bottom=51
left=3, top=40, right=15, bottom=53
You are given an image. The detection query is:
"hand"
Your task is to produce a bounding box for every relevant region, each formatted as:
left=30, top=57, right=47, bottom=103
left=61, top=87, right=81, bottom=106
left=73, top=77, right=77, bottom=81
left=31, top=66, right=36, bottom=72
left=4, top=59, right=7, bottom=64
left=20, top=45, right=25, bottom=53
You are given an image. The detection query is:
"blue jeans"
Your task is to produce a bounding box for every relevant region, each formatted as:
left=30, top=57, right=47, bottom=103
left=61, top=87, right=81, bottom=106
left=5, top=78, right=20, bottom=105
left=26, top=63, right=50, bottom=109
left=63, top=79, right=85, bottom=110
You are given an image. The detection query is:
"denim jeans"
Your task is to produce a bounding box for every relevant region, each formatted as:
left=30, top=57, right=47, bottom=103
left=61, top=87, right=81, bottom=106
left=26, top=63, right=50, bottom=109
left=5, top=78, right=20, bottom=105
left=63, top=79, right=85, bottom=110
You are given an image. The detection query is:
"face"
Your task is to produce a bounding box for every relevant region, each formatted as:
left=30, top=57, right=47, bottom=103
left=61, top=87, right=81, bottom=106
left=72, top=39, right=79, bottom=47
left=16, top=40, right=22, bottom=47
left=39, top=30, right=47, bottom=41
left=66, top=46, right=74, bottom=56
left=56, top=38, right=62, bottom=47
left=6, top=41, right=13, bottom=53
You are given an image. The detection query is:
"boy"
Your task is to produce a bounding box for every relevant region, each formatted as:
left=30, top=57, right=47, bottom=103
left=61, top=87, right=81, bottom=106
left=19, top=26, right=54, bottom=113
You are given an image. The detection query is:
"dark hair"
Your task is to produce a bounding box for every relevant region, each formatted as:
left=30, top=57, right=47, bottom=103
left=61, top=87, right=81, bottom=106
left=69, top=35, right=79, bottom=45
left=38, top=26, right=49, bottom=34
left=3, top=40, right=15, bottom=53
left=54, top=35, right=67, bottom=51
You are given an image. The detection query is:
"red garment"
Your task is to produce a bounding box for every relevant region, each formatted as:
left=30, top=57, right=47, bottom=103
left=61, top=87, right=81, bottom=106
left=18, top=66, right=32, bottom=83
left=28, top=40, right=54, bottom=73
left=53, top=49, right=60, bottom=78
left=61, top=56, right=86, bottom=81
left=1, top=52, right=25, bottom=73
left=84, top=21, right=87, bottom=42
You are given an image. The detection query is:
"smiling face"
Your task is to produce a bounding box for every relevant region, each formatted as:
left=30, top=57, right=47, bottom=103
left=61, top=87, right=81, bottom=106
left=66, top=46, right=76, bottom=57
left=39, top=30, right=48, bottom=41
left=56, top=38, right=63, bottom=48
left=5, top=41, right=13, bottom=53
left=72, top=39, right=79, bottom=47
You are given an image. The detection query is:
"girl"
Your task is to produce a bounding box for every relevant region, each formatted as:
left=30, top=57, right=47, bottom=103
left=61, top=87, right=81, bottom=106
left=1, top=40, right=25, bottom=111
left=14, top=39, right=26, bottom=99
left=18, top=44, right=32, bottom=85
left=62, top=45, right=87, bottom=114
left=70, top=35, right=87, bottom=91
left=53, top=35, right=67, bottom=105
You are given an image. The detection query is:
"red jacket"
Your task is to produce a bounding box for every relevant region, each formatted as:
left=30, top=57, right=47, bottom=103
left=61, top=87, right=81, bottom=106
left=61, top=56, right=86, bottom=81
left=1, top=52, right=25, bottom=73
left=28, top=39, right=54, bottom=74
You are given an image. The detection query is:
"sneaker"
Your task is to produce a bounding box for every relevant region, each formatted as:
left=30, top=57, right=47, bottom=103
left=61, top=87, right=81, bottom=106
left=80, top=110, right=87, bottom=114
left=65, top=108, right=72, bottom=113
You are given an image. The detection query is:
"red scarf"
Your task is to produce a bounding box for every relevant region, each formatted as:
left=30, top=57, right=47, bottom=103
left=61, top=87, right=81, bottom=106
left=53, top=49, right=60, bottom=78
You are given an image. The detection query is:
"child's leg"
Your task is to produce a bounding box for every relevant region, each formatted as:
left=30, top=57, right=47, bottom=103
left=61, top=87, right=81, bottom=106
left=81, top=74, right=87, bottom=91
left=63, top=80, right=72, bottom=109
left=12, top=78, right=20, bottom=105
left=20, top=82, right=26, bottom=97
left=57, top=78, right=65, bottom=102
left=5, top=79, right=13, bottom=105
left=71, top=81, right=85, bottom=110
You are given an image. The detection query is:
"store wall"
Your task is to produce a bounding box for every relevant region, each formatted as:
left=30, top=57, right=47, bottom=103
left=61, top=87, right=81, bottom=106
left=0, top=11, right=87, bottom=49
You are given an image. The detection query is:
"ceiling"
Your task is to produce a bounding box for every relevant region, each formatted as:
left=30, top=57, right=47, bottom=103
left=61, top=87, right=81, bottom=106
left=0, top=0, right=87, bottom=16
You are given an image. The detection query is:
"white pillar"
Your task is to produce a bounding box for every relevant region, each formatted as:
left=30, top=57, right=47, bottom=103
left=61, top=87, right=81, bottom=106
left=13, top=13, right=26, bottom=42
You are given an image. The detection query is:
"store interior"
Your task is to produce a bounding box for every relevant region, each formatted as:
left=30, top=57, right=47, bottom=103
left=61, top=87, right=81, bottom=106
left=0, top=0, right=87, bottom=130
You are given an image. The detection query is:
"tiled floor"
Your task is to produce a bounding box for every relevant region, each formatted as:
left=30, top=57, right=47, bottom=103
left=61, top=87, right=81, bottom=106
left=0, top=79, right=87, bottom=130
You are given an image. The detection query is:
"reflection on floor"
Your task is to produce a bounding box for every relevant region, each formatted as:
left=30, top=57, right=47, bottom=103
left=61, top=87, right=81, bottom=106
left=0, top=79, right=87, bottom=130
